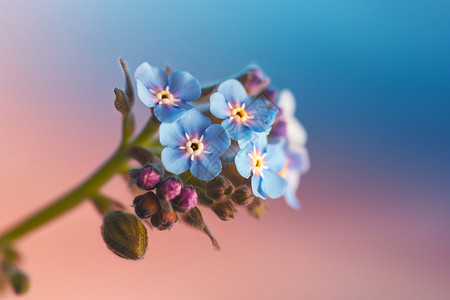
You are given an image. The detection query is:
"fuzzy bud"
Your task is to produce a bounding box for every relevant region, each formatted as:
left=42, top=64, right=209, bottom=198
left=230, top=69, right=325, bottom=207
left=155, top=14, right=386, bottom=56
left=231, top=185, right=254, bottom=205
left=206, top=176, right=234, bottom=202
left=9, top=269, right=29, bottom=295
left=247, top=198, right=267, bottom=219
left=157, top=176, right=183, bottom=200
left=137, top=164, right=163, bottom=190
left=211, top=200, right=237, bottom=221
left=172, top=186, right=198, bottom=212
left=150, top=210, right=178, bottom=230
left=101, top=211, right=148, bottom=260
left=133, top=192, right=160, bottom=219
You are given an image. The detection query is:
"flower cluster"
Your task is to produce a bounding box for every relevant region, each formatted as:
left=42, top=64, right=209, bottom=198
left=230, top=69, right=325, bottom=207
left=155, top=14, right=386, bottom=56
left=109, top=61, right=310, bottom=257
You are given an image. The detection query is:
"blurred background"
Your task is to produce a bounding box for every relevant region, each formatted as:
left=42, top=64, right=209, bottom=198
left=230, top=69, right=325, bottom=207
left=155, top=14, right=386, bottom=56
left=0, top=0, right=449, bottom=299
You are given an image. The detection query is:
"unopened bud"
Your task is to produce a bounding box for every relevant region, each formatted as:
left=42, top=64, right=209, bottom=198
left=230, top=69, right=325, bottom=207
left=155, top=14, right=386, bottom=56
left=172, top=186, right=198, bottom=212
left=133, top=192, right=160, bottom=219
left=9, top=269, right=29, bottom=295
left=206, top=176, right=234, bottom=202
left=150, top=210, right=177, bottom=230
left=247, top=198, right=267, bottom=219
left=211, top=200, right=237, bottom=221
left=231, top=185, right=254, bottom=205
left=157, top=176, right=183, bottom=200
left=137, top=164, right=163, bottom=190
left=101, top=211, right=148, bottom=260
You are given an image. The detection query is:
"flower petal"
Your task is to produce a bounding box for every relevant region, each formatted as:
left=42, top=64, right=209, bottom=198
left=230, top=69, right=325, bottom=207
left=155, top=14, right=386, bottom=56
left=203, top=124, right=231, bottom=155
left=284, top=185, right=302, bottom=210
left=246, top=117, right=268, bottom=132
left=161, top=148, right=190, bottom=175
left=251, top=174, right=266, bottom=199
left=221, top=118, right=253, bottom=140
left=261, top=170, right=287, bottom=199
left=159, top=122, right=187, bottom=148
left=245, top=98, right=269, bottom=119
left=168, top=71, right=201, bottom=102
left=217, top=79, right=248, bottom=103
left=154, top=104, right=186, bottom=123
left=190, top=154, right=222, bottom=181
left=136, top=79, right=157, bottom=107
left=265, top=143, right=285, bottom=172
left=210, top=92, right=230, bottom=119
left=234, top=149, right=252, bottom=179
left=134, top=62, right=168, bottom=91
left=178, top=108, right=211, bottom=138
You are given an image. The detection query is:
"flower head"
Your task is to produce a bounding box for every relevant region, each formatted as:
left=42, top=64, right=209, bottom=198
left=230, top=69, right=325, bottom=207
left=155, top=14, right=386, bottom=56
left=235, top=133, right=287, bottom=199
left=210, top=79, right=277, bottom=140
left=159, top=109, right=231, bottom=181
left=135, top=62, right=201, bottom=123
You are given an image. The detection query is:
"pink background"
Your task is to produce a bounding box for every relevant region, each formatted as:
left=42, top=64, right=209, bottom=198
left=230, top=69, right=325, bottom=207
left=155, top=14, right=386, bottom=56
left=1, top=1, right=449, bottom=299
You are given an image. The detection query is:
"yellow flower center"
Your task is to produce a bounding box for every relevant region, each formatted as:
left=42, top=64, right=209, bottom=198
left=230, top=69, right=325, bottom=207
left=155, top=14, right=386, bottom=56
left=178, top=133, right=211, bottom=161
left=150, top=87, right=179, bottom=105
left=228, top=102, right=254, bottom=123
left=248, top=146, right=268, bottom=177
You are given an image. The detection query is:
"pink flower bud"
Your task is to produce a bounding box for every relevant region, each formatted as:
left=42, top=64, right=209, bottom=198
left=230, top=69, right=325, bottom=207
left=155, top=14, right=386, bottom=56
left=137, top=164, right=162, bottom=190
left=156, top=176, right=183, bottom=200
left=172, top=186, right=198, bottom=212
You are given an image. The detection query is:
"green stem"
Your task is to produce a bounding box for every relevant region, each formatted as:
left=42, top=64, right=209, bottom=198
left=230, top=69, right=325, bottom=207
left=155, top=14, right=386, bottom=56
left=0, top=114, right=158, bottom=243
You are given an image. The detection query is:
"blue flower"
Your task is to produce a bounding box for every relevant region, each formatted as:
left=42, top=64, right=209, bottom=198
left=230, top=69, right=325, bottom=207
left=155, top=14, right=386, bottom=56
left=135, top=62, right=201, bottom=123
left=234, top=133, right=287, bottom=199
left=159, top=109, right=231, bottom=181
left=210, top=79, right=277, bottom=140
left=279, top=144, right=309, bottom=210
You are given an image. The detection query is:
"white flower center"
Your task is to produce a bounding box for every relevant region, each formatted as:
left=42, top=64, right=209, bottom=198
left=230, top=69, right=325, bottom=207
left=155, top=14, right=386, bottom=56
left=248, top=146, right=268, bottom=177
left=178, top=133, right=210, bottom=161
left=150, top=86, right=179, bottom=105
left=228, top=102, right=254, bottom=123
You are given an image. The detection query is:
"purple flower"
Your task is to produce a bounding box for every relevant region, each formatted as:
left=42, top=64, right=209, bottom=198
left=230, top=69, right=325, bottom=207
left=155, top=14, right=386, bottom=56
left=210, top=79, right=277, bottom=140
left=159, top=109, right=231, bottom=181
left=134, top=62, right=201, bottom=123
left=172, top=186, right=198, bottom=211
left=234, top=133, right=287, bottom=199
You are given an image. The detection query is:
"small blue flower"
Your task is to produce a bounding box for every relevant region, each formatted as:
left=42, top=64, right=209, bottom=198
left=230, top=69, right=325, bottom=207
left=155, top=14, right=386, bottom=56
left=210, top=79, right=277, bottom=140
left=159, top=109, right=231, bottom=181
left=279, top=145, right=309, bottom=210
left=135, top=62, right=201, bottom=123
left=234, top=133, right=287, bottom=199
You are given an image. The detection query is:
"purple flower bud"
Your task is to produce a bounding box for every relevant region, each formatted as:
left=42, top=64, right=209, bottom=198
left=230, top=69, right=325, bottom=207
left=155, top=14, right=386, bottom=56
left=156, top=176, right=183, bottom=200
left=137, top=164, right=162, bottom=190
left=172, top=186, right=198, bottom=212
left=245, top=68, right=270, bottom=95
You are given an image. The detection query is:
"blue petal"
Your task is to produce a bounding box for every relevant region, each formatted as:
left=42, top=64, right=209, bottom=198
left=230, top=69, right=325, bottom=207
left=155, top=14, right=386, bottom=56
left=245, top=98, right=269, bottom=119
left=210, top=92, right=230, bottom=119
left=168, top=71, right=201, bottom=102
left=161, top=148, right=190, bottom=175
left=177, top=101, right=195, bottom=110
left=261, top=170, right=287, bottom=199
left=246, top=117, right=268, bottom=132
left=136, top=79, right=156, bottom=107
left=251, top=175, right=266, bottom=199
left=221, top=118, right=253, bottom=140
left=251, top=132, right=268, bottom=151
left=178, top=108, right=211, bottom=138
left=190, top=154, right=222, bottom=181
left=284, top=186, right=302, bottom=210
left=203, top=124, right=230, bottom=155
left=234, top=149, right=252, bottom=179
left=266, top=108, right=278, bottom=126
left=154, top=104, right=186, bottom=123
left=134, top=62, right=168, bottom=91
left=217, top=79, right=248, bottom=103
left=159, top=122, right=187, bottom=148
left=265, top=143, right=286, bottom=172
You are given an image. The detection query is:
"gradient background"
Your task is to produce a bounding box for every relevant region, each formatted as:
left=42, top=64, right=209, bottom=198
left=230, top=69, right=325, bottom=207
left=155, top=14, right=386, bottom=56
left=1, top=0, right=449, bottom=299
